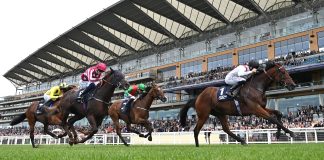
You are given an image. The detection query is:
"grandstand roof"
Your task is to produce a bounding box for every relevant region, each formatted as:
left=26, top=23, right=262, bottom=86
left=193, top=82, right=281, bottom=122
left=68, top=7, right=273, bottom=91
left=4, top=0, right=300, bottom=86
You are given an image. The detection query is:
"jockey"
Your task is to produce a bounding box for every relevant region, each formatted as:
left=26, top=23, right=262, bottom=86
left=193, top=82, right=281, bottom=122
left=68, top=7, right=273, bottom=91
left=123, top=83, right=147, bottom=112
left=37, top=82, right=68, bottom=114
left=225, top=59, right=259, bottom=97
left=77, top=62, right=107, bottom=102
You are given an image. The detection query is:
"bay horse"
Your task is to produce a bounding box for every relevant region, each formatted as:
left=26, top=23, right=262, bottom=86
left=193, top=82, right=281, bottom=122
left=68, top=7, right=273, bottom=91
left=180, top=61, right=296, bottom=147
left=57, top=68, right=129, bottom=145
left=108, top=83, right=167, bottom=146
left=9, top=85, right=76, bottom=148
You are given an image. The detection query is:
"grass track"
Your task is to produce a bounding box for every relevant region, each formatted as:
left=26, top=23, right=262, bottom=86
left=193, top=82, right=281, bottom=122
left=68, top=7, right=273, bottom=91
left=0, top=144, right=323, bottom=160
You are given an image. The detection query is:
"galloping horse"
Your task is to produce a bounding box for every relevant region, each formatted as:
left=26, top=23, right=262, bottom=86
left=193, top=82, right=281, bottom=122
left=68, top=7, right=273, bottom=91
left=9, top=85, right=76, bottom=148
left=108, top=83, right=167, bottom=146
left=57, top=68, right=129, bottom=145
left=180, top=61, right=296, bottom=147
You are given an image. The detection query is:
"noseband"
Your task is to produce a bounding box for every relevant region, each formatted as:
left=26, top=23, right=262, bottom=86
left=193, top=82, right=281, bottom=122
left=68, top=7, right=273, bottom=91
left=263, top=64, right=288, bottom=86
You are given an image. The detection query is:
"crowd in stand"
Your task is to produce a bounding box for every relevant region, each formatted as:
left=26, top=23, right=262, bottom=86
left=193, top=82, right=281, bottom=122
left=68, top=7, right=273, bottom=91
left=162, top=66, right=233, bottom=89
left=1, top=105, right=323, bottom=136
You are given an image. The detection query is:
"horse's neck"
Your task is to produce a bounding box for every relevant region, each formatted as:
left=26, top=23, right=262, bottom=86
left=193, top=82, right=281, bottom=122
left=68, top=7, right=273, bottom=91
left=137, top=90, right=154, bottom=110
left=94, top=84, right=116, bottom=102
left=246, top=72, right=273, bottom=94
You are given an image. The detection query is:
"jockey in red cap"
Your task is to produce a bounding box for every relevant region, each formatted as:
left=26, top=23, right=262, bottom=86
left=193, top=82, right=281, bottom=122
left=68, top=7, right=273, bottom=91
left=77, top=62, right=107, bottom=102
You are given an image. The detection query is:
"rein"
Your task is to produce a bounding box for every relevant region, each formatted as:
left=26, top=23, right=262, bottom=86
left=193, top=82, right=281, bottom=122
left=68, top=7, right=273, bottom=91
left=89, top=72, right=121, bottom=105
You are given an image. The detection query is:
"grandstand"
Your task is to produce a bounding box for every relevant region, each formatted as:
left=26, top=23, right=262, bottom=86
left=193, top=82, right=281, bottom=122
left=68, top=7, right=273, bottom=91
left=1, top=0, right=324, bottom=134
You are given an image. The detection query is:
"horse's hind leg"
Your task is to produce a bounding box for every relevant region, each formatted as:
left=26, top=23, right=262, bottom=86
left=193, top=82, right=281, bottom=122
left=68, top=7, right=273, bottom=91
left=194, top=111, right=209, bottom=147
left=264, top=108, right=283, bottom=139
left=44, top=124, right=58, bottom=139
left=254, top=107, right=294, bottom=138
left=112, top=119, right=129, bottom=146
left=28, top=120, right=37, bottom=148
left=218, top=115, right=247, bottom=145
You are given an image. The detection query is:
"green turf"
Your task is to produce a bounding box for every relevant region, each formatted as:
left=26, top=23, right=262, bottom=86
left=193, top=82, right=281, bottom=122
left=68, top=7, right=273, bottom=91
left=0, top=144, right=323, bottom=160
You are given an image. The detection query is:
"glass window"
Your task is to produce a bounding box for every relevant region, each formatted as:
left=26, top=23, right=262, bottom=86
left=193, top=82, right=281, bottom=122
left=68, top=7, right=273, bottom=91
left=288, top=38, right=294, bottom=45
left=295, top=37, right=301, bottom=43
left=281, top=40, right=287, bottom=46
left=318, top=37, right=324, bottom=48
left=295, top=42, right=302, bottom=51
left=275, top=42, right=280, bottom=48
left=318, top=31, right=324, bottom=38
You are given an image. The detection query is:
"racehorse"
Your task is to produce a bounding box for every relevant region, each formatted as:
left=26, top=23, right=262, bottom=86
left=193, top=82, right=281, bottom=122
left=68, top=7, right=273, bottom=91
left=9, top=85, right=76, bottom=148
left=108, top=83, right=167, bottom=146
left=57, top=68, right=129, bottom=145
left=180, top=61, right=296, bottom=147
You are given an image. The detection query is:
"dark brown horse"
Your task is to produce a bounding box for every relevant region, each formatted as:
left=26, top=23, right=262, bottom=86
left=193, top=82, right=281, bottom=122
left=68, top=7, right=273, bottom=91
left=57, top=68, right=129, bottom=145
left=180, top=61, right=296, bottom=147
left=108, top=83, right=167, bottom=146
left=9, top=85, right=76, bottom=148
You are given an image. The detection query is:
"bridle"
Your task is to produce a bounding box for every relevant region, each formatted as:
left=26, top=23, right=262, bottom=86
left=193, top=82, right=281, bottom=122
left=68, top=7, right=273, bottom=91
left=91, top=71, right=124, bottom=105
left=263, top=64, right=289, bottom=87
left=98, top=71, right=122, bottom=88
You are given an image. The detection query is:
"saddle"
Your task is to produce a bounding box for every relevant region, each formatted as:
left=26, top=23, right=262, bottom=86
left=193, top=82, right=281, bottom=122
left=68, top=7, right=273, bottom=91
left=120, top=99, right=135, bottom=115
left=217, top=86, right=242, bottom=116
left=217, top=85, right=234, bottom=101
left=77, top=88, right=95, bottom=104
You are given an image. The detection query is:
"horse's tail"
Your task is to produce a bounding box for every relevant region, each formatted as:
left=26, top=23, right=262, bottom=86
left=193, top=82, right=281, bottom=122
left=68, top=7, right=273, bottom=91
left=180, top=98, right=197, bottom=127
left=10, top=113, right=26, bottom=126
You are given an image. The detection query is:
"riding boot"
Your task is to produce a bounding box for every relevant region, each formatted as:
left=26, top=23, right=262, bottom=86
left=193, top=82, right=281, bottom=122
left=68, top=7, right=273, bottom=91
left=226, top=81, right=245, bottom=97
left=77, top=83, right=95, bottom=102
left=36, top=104, right=45, bottom=115
left=125, top=98, right=135, bottom=113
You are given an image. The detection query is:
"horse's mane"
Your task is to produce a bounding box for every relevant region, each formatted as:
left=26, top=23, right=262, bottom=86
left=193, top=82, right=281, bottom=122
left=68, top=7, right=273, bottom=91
left=264, top=60, right=276, bottom=71
left=139, top=86, right=152, bottom=99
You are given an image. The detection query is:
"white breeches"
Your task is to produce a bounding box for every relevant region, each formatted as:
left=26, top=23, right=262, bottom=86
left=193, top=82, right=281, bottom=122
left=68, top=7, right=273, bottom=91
left=225, top=76, right=246, bottom=85
left=79, top=80, right=91, bottom=89
left=43, top=94, right=51, bottom=103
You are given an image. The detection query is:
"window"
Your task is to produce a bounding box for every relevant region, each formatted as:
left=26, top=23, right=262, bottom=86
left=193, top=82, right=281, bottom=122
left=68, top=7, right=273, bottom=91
left=318, top=31, right=324, bottom=50
left=238, top=45, right=268, bottom=64
left=181, top=60, right=202, bottom=77
left=207, top=54, right=232, bottom=71
left=275, top=35, right=309, bottom=57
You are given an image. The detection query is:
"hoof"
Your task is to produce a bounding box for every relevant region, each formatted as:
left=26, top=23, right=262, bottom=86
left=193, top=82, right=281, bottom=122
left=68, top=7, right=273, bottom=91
left=276, top=132, right=281, bottom=139
left=289, top=132, right=295, bottom=138
left=241, top=141, right=248, bottom=146
left=148, top=136, right=152, bottom=141
left=124, top=143, right=130, bottom=147
left=57, top=135, right=64, bottom=138
left=69, top=141, right=74, bottom=146
left=139, top=134, right=145, bottom=138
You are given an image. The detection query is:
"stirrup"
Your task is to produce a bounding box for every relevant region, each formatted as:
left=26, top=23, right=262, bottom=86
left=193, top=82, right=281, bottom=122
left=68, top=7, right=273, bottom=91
left=226, top=91, right=234, bottom=97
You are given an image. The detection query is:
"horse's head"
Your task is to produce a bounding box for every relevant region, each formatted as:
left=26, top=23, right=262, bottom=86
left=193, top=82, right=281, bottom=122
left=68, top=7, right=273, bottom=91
left=100, top=68, right=130, bottom=89
left=264, top=61, right=296, bottom=91
left=148, top=82, right=167, bottom=102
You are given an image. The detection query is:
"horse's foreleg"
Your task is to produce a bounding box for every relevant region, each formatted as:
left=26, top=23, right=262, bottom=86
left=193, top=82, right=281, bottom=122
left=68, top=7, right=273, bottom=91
left=112, top=120, right=129, bottom=146
left=61, top=120, right=74, bottom=146
left=44, top=124, right=58, bottom=139
left=136, top=119, right=153, bottom=141
left=264, top=108, right=284, bottom=139
left=255, top=107, right=294, bottom=138
left=78, top=115, right=98, bottom=144
left=67, top=115, right=84, bottom=144
left=126, top=124, right=144, bottom=137
left=218, top=115, right=247, bottom=145
left=57, top=131, right=68, bottom=138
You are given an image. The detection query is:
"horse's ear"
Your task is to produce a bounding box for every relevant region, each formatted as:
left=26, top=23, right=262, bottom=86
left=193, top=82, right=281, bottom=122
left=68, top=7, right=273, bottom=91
left=110, top=67, right=114, bottom=73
